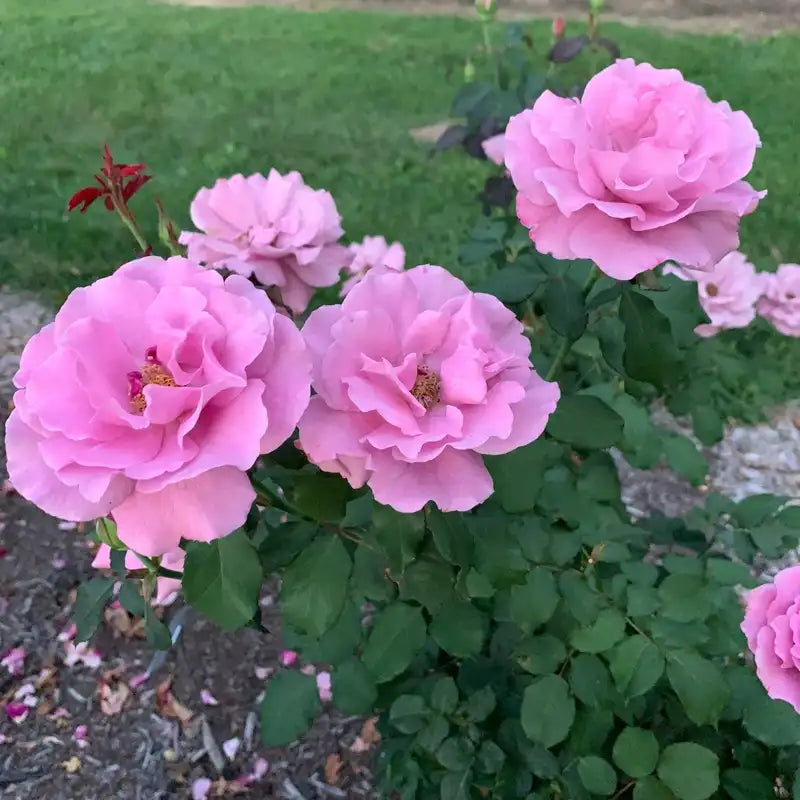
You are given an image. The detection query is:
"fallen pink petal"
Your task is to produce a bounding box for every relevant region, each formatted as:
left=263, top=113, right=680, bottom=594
left=316, top=671, right=332, bottom=702
left=128, top=672, right=149, bottom=690
left=200, top=688, right=218, bottom=706
left=5, top=703, right=29, bottom=724
left=1, top=647, right=25, bottom=676
left=222, top=736, right=240, bottom=760
left=57, top=624, right=77, bottom=643
left=279, top=650, right=298, bottom=667
left=191, top=777, right=212, bottom=800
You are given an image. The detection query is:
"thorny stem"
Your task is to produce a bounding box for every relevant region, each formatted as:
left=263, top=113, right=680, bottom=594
left=117, top=210, right=149, bottom=253
left=544, top=267, right=601, bottom=382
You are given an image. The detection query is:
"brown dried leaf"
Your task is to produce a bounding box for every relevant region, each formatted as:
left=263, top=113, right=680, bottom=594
left=156, top=676, right=194, bottom=726
left=324, top=754, right=343, bottom=786
left=361, top=717, right=381, bottom=746
left=104, top=605, right=133, bottom=637
left=99, top=678, right=131, bottom=716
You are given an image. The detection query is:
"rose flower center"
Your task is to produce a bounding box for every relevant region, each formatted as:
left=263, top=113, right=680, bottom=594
left=706, top=282, right=719, bottom=297
left=411, top=365, right=440, bottom=411
left=127, top=346, right=176, bottom=413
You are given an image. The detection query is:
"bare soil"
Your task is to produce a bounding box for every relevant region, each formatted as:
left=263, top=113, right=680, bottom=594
left=163, top=0, right=800, bottom=37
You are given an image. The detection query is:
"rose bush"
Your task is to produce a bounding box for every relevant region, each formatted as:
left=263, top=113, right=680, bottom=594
left=6, top=55, right=800, bottom=800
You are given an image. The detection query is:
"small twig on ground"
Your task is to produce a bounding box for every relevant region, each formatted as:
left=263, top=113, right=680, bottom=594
left=201, top=719, right=226, bottom=774
left=309, top=773, right=347, bottom=798
left=281, top=778, right=308, bottom=800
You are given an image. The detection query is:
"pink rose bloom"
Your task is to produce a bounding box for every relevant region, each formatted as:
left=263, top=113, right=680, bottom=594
left=757, top=264, right=800, bottom=337
left=663, top=251, right=763, bottom=337
left=179, top=171, right=349, bottom=314
left=505, top=59, right=765, bottom=280
left=92, top=544, right=184, bottom=606
left=341, top=235, right=405, bottom=297
left=481, top=134, right=506, bottom=167
left=741, top=565, right=800, bottom=712
left=297, top=265, right=560, bottom=512
left=5, top=256, right=310, bottom=556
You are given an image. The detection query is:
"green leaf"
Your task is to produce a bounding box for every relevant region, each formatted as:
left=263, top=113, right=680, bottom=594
left=666, top=650, right=729, bottom=726
left=570, top=608, right=626, bottom=654
left=610, top=635, right=664, bottom=697
left=569, top=654, right=614, bottom=708
left=293, top=472, right=352, bottom=521
left=440, top=768, right=472, bottom=800
left=478, top=265, right=545, bottom=303
left=257, top=520, right=318, bottom=571
left=657, top=743, right=719, bottom=800
left=721, top=769, right=774, bottom=800
left=362, top=602, right=427, bottom=683
left=633, top=777, right=677, bottom=800
left=627, top=585, right=660, bottom=617
left=691, top=406, right=724, bottom=445
left=547, top=395, right=624, bottom=449
left=352, top=544, right=394, bottom=602
left=559, top=570, right=603, bottom=624
left=428, top=507, right=474, bottom=567
left=73, top=577, right=115, bottom=642
left=431, top=677, right=459, bottom=714
left=658, top=574, right=710, bottom=622
left=544, top=276, right=587, bottom=340
left=477, top=741, right=506, bottom=774
left=464, top=569, right=495, bottom=598
left=341, top=492, right=373, bottom=527
left=430, top=600, right=487, bottom=657
left=705, top=558, right=757, bottom=588
left=568, top=708, right=614, bottom=757
left=183, top=531, right=262, bottom=632
left=662, top=435, right=708, bottom=485
left=144, top=604, right=172, bottom=651
left=486, top=439, right=561, bottom=513
left=743, top=695, right=800, bottom=746
left=109, top=548, right=127, bottom=578
left=733, top=493, right=784, bottom=527
left=390, top=694, right=428, bottom=733
left=372, top=505, right=425, bottom=575
left=437, top=737, right=475, bottom=770
left=280, top=534, right=352, bottom=638
left=612, top=727, right=659, bottom=778
left=417, top=714, right=449, bottom=752
left=260, top=671, right=321, bottom=746
left=400, top=557, right=455, bottom=612
left=520, top=675, right=575, bottom=748
left=451, top=81, right=494, bottom=116
left=577, top=756, right=617, bottom=796
left=332, top=659, right=377, bottom=715
left=620, top=291, right=680, bottom=388
left=117, top=581, right=146, bottom=618
left=465, top=686, right=496, bottom=722
left=509, top=567, right=559, bottom=632
left=516, top=635, right=567, bottom=675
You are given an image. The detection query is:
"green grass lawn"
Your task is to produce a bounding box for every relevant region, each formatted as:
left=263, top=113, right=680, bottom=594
left=1, top=0, right=800, bottom=300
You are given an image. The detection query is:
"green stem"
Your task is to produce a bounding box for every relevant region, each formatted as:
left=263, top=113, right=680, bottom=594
left=135, top=553, right=183, bottom=581
left=117, top=210, right=149, bottom=253
left=544, top=267, right=601, bottom=382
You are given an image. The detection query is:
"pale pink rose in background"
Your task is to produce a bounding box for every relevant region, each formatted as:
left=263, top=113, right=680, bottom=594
left=92, top=544, right=184, bottom=606
left=179, top=171, right=349, bottom=314
left=5, top=256, right=310, bottom=556
left=741, top=565, right=800, bottom=712
left=298, top=265, right=560, bottom=513
left=663, top=251, right=763, bottom=337
left=481, top=134, right=506, bottom=167
left=341, top=235, right=405, bottom=297
left=757, top=264, right=800, bottom=337
left=505, top=59, right=765, bottom=280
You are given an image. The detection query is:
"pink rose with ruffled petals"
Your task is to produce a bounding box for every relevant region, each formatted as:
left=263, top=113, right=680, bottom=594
left=481, top=134, right=506, bottom=167
left=5, top=256, right=310, bottom=556
left=663, top=251, right=763, bottom=337
left=757, top=264, right=800, bottom=337
left=341, top=235, right=405, bottom=297
left=179, top=171, right=349, bottom=313
left=92, top=545, right=184, bottom=605
left=297, top=265, right=560, bottom=512
left=505, top=59, right=765, bottom=280
left=741, top=565, right=800, bottom=712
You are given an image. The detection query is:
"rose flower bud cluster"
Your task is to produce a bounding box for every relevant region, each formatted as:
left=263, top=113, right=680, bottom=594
left=5, top=256, right=310, bottom=557
left=297, top=265, right=560, bottom=512
left=179, top=170, right=349, bottom=314
left=505, top=58, right=765, bottom=280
